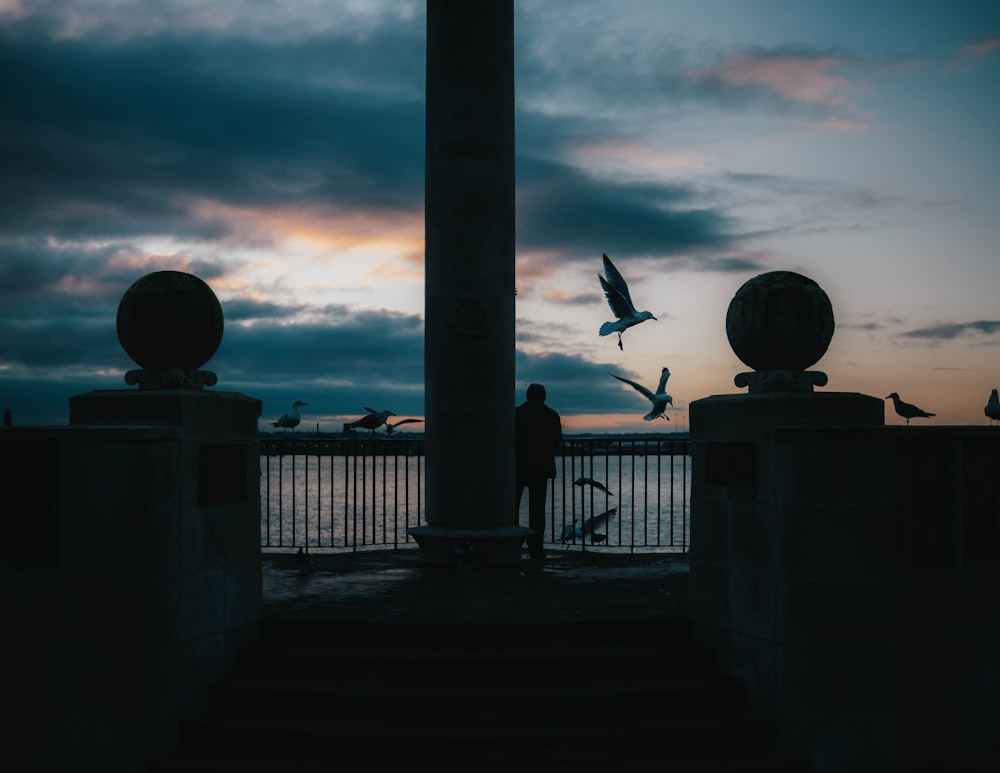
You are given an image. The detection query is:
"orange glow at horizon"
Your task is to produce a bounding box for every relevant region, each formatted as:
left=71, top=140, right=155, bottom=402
left=561, top=413, right=688, bottom=433
left=192, top=198, right=423, bottom=252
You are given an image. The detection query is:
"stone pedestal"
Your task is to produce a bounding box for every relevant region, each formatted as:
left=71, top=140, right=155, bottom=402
left=688, top=392, right=1000, bottom=771
left=2, top=388, right=261, bottom=772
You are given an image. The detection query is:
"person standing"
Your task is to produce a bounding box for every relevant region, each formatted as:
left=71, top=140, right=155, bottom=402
left=514, top=383, right=563, bottom=565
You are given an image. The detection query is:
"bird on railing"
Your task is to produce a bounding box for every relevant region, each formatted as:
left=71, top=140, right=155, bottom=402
left=986, top=389, right=1000, bottom=425
left=345, top=407, right=396, bottom=434
left=272, top=400, right=307, bottom=431
left=295, top=546, right=311, bottom=575
left=884, top=392, right=935, bottom=425
left=599, top=253, right=656, bottom=350
left=385, top=418, right=423, bottom=436
left=560, top=507, right=617, bottom=542
left=574, top=477, right=613, bottom=495
left=610, top=367, right=672, bottom=421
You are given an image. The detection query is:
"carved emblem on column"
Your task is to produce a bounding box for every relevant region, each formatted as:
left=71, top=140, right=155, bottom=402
left=451, top=295, right=486, bottom=337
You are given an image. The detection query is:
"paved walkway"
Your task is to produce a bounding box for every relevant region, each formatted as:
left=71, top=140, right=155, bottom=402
left=262, top=548, right=690, bottom=624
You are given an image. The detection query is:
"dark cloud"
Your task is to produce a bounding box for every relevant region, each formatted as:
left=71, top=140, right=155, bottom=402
left=514, top=350, right=673, bottom=418
left=516, top=156, right=734, bottom=262
left=216, top=306, right=424, bottom=381
left=0, top=24, right=426, bottom=242
left=899, top=320, right=1000, bottom=340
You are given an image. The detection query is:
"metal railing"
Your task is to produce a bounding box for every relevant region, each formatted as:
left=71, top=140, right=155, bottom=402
left=259, top=435, right=690, bottom=554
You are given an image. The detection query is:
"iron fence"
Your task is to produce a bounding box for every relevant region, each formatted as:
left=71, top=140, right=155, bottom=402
left=259, top=435, right=690, bottom=554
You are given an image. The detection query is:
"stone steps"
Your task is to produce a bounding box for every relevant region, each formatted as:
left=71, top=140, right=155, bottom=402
left=147, top=617, right=812, bottom=771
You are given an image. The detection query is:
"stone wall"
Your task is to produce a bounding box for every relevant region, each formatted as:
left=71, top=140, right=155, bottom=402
left=1, top=389, right=261, bottom=773
left=689, top=392, right=1000, bottom=772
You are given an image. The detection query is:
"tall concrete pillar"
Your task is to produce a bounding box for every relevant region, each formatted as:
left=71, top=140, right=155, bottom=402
left=409, top=0, right=530, bottom=565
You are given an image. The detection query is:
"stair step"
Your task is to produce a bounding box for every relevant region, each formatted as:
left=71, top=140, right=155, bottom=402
left=235, top=642, right=718, bottom=685
left=207, top=675, right=746, bottom=721
left=255, top=616, right=695, bottom=648
left=173, top=712, right=780, bottom=763
left=146, top=615, right=813, bottom=772
left=149, top=750, right=812, bottom=773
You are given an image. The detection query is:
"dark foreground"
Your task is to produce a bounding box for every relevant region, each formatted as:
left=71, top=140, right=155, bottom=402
left=262, top=547, right=690, bottom=624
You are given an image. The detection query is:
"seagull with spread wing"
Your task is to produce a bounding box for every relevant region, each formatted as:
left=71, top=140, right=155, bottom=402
left=598, top=253, right=656, bottom=350
left=610, top=367, right=672, bottom=421
left=574, top=477, right=613, bottom=495
left=385, top=418, right=423, bottom=435
left=560, top=507, right=617, bottom=542
left=345, top=407, right=396, bottom=434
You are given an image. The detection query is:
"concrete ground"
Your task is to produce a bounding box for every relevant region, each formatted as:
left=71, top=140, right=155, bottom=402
left=262, top=548, right=690, bottom=624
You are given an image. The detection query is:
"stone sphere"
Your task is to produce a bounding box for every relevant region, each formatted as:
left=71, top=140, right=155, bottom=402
left=725, top=270, right=834, bottom=371
left=116, top=270, right=224, bottom=370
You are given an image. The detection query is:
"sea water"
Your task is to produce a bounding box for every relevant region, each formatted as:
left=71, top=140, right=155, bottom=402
left=260, top=450, right=691, bottom=552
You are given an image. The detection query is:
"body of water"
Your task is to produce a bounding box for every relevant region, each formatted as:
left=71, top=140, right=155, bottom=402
left=260, top=449, right=690, bottom=553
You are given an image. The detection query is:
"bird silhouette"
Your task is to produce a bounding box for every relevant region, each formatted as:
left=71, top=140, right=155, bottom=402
left=272, top=400, right=307, bottom=431
left=345, top=408, right=396, bottom=434
left=610, top=367, right=673, bottom=421
left=560, top=507, right=617, bottom=542
left=385, top=418, right=423, bottom=436
left=598, top=253, right=656, bottom=350
left=885, top=393, right=935, bottom=425
left=986, top=389, right=1000, bottom=425
left=295, top=546, right=311, bottom=575
left=574, top=477, right=613, bottom=496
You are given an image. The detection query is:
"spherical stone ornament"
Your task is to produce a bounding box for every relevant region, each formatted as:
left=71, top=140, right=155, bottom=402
left=117, top=270, right=224, bottom=371
left=726, top=270, right=834, bottom=372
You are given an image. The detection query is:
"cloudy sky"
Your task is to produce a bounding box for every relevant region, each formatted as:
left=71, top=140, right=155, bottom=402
left=2, top=0, right=999, bottom=433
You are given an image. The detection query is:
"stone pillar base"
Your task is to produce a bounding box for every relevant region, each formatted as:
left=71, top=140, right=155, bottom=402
left=408, top=525, right=531, bottom=570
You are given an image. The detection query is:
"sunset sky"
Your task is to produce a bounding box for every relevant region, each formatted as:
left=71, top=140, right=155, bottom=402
left=1, top=0, right=998, bottom=433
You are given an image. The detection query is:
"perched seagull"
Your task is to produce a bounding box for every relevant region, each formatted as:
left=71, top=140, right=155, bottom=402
left=272, top=400, right=307, bottom=431
left=574, top=477, right=613, bottom=496
left=610, top=367, right=673, bottom=421
left=598, top=253, right=656, bottom=350
left=986, top=389, right=1000, bottom=425
left=345, top=408, right=395, bottom=434
left=385, top=418, right=423, bottom=436
left=295, top=546, right=311, bottom=575
left=885, top=393, right=935, bottom=425
left=560, top=507, right=617, bottom=543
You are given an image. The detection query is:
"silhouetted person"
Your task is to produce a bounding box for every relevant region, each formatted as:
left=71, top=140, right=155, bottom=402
left=514, top=383, right=562, bottom=565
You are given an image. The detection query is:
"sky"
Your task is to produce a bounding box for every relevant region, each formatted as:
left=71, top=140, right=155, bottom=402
left=1, top=0, right=999, bottom=434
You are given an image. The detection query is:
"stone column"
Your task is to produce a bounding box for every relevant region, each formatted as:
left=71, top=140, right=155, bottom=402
left=409, top=0, right=530, bottom=565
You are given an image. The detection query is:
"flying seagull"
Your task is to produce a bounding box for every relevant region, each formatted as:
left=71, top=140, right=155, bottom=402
left=385, top=418, right=423, bottom=435
left=345, top=408, right=396, bottom=434
left=272, top=400, right=307, bottom=431
left=610, top=367, right=672, bottom=421
left=560, top=507, right=617, bottom=542
left=986, top=389, right=1000, bottom=425
left=574, top=477, right=613, bottom=495
left=885, top=393, right=935, bottom=425
left=598, top=253, right=656, bottom=350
